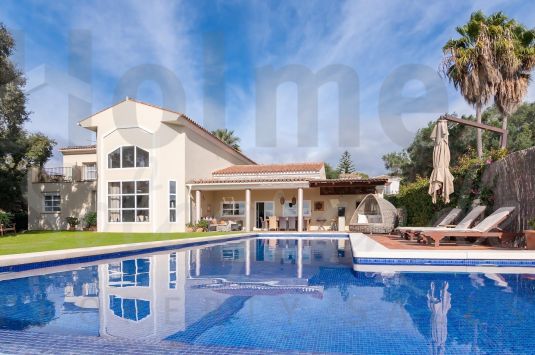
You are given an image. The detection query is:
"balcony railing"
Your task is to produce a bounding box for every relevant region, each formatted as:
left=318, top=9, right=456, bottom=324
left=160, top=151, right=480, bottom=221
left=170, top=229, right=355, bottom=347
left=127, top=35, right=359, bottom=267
left=37, top=167, right=73, bottom=182
left=35, top=165, right=98, bottom=183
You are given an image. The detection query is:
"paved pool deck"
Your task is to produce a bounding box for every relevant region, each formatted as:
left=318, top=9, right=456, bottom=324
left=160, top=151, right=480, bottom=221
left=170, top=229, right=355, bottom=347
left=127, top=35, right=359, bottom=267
left=349, top=233, right=535, bottom=270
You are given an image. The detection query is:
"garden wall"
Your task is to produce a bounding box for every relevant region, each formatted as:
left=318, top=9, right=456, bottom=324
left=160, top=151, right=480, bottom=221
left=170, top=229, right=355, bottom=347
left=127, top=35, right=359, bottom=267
left=481, top=146, right=535, bottom=232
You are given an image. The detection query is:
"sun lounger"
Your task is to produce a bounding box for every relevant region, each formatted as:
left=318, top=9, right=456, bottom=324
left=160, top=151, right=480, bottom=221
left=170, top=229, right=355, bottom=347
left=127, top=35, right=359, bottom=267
left=398, top=206, right=486, bottom=241
left=395, top=208, right=462, bottom=237
left=419, top=207, right=516, bottom=247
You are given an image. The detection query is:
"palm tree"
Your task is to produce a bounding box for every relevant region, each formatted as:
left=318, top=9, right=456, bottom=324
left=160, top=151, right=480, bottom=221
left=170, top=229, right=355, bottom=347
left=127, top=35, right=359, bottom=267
left=493, top=19, right=535, bottom=148
left=442, top=11, right=501, bottom=158
left=211, top=128, right=241, bottom=151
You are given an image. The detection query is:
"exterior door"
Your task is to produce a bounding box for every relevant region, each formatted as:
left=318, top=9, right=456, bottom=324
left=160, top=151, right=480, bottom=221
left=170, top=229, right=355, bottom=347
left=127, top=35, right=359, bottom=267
left=255, top=202, right=274, bottom=228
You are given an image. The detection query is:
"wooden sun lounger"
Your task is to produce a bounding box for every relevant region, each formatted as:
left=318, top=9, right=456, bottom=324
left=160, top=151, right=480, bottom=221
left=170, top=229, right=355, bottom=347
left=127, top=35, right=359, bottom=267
left=0, top=223, right=16, bottom=236
left=396, top=208, right=462, bottom=236
left=419, top=207, right=516, bottom=247
left=399, top=206, right=486, bottom=241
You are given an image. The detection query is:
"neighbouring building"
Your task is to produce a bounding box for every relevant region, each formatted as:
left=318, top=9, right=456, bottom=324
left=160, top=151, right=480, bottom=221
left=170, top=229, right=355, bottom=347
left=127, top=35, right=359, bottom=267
left=374, top=175, right=401, bottom=196
left=28, top=98, right=389, bottom=232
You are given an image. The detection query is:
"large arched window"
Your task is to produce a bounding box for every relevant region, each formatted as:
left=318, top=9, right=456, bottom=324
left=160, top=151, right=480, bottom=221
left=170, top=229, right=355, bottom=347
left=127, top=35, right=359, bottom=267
left=109, top=295, right=150, bottom=321
left=108, top=146, right=149, bottom=168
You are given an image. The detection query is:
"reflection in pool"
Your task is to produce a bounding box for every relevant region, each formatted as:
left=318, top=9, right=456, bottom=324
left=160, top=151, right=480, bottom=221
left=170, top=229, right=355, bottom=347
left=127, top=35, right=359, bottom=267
left=1, top=236, right=535, bottom=354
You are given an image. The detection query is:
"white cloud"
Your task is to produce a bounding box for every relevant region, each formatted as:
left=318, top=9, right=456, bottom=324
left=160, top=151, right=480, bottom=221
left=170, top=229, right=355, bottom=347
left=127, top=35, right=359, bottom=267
left=10, top=0, right=535, bottom=174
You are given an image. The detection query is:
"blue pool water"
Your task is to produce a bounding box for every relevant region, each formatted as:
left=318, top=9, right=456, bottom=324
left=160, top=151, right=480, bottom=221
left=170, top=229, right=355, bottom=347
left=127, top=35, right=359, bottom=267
left=1, top=236, right=535, bottom=354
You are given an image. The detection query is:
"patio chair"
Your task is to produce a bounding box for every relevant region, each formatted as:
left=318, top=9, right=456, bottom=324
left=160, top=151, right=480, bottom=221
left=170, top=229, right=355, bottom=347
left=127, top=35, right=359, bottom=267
left=399, top=206, right=486, bottom=241
left=419, top=207, right=516, bottom=247
left=288, top=217, right=297, bottom=231
left=279, top=217, right=288, bottom=231
left=268, top=216, right=278, bottom=231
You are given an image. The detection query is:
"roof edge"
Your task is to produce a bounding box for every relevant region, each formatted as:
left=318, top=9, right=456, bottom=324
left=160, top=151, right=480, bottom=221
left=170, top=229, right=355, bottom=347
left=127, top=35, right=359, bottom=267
left=78, top=97, right=256, bottom=165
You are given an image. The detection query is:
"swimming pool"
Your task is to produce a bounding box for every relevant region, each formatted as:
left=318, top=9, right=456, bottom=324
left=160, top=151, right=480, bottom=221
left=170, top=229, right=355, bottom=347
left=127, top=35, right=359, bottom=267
left=1, top=235, right=534, bottom=354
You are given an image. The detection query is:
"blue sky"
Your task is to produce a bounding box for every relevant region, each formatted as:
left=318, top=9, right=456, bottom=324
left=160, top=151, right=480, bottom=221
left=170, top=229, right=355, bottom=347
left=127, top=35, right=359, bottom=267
left=2, top=0, right=535, bottom=174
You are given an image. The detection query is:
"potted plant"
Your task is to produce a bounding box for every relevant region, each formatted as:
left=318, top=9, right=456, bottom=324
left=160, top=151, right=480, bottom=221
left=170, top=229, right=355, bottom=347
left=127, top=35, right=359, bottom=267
left=196, top=219, right=209, bottom=232
left=525, top=218, right=535, bottom=250
left=185, top=222, right=195, bottom=233
left=83, top=212, right=97, bottom=231
left=66, top=216, right=80, bottom=231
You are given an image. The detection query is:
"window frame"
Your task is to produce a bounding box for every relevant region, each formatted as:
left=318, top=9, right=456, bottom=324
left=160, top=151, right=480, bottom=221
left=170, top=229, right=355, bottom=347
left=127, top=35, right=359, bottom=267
left=107, top=180, right=150, bottom=223
left=108, top=258, right=151, bottom=288
left=168, top=253, right=177, bottom=289
left=107, top=146, right=150, bottom=169
left=169, top=181, right=177, bottom=223
left=43, top=192, right=61, bottom=213
left=83, top=162, right=97, bottom=181
left=220, top=201, right=245, bottom=217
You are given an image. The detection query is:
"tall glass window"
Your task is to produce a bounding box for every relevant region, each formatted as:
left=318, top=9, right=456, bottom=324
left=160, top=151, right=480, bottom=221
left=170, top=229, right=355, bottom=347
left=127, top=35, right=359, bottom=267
left=108, top=258, right=151, bottom=287
left=169, top=181, right=176, bottom=222
left=108, top=181, right=149, bottom=222
left=169, top=253, right=177, bottom=289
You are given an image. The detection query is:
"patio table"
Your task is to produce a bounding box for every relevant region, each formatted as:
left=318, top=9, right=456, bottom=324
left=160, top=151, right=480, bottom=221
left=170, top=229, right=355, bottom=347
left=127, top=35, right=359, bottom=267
left=316, top=218, right=327, bottom=231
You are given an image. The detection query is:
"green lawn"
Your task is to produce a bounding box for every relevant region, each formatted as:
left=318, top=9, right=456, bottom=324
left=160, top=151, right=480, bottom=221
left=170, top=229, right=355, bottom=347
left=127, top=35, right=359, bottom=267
left=0, top=231, right=238, bottom=256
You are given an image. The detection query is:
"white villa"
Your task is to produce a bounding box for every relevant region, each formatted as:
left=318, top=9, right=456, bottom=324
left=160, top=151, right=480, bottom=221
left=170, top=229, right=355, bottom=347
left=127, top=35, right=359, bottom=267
left=28, top=98, right=391, bottom=233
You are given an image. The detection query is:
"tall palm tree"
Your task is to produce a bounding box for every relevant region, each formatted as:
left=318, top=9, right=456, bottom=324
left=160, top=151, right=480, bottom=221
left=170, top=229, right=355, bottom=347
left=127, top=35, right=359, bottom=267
left=493, top=20, right=535, bottom=148
left=211, top=128, right=241, bottom=151
left=442, top=11, right=501, bottom=158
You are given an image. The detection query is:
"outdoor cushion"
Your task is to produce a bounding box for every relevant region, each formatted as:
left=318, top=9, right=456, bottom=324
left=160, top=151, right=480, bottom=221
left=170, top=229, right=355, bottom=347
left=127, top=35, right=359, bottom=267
left=367, top=215, right=382, bottom=223
left=357, top=214, right=368, bottom=223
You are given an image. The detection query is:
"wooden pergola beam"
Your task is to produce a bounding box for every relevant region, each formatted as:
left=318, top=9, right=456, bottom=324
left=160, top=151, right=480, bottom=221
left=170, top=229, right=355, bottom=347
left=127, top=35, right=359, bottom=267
left=440, top=114, right=506, bottom=134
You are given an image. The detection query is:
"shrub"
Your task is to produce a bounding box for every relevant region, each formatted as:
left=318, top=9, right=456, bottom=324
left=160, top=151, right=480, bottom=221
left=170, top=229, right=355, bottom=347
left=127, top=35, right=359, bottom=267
left=528, top=218, right=535, bottom=230
left=388, top=149, right=499, bottom=227
left=387, top=177, right=447, bottom=227
left=196, top=219, right=210, bottom=231
left=66, top=216, right=80, bottom=228
left=0, top=211, right=13, bottom=226
left=84, top=212, right=97, bottom=228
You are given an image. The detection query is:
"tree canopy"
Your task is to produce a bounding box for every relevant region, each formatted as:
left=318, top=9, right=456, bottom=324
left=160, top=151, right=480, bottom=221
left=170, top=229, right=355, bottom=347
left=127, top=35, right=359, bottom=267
left=336, top=150, right=355, bottom=174
left=442, top=10, right=535, bottom=154
left=211, top=128, right=241, bottom=151
left=324, top=163, right=340, bottom=179
left=382, top=102, right=535, bottom=181
left=0, top=24, right=56, bottom=212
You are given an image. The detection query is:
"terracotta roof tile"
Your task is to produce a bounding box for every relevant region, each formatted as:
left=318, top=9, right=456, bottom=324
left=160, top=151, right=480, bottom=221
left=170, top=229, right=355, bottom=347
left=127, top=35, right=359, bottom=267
left=59, top=145, right=96, bottom=152
left=189, top=177, right=312, bottom=184
left=213, top=162, right=324, bottom=175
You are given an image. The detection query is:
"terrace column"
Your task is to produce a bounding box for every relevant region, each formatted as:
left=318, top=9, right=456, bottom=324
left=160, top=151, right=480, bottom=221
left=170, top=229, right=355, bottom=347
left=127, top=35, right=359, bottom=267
left=245, top=240, right=251, bottom=276
left=297, top=187, right=304, bottom=232
left=195, top=249, right=201, bottom=277
left=245, top=189, right=251, bottom=231
left=297, top=239, right=303, bottom=278
left=195, top=190, right=202, bottom=223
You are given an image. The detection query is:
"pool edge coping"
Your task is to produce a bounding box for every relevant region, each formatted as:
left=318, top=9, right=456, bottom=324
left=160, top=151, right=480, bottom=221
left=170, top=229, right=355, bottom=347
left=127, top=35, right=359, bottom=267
left=0, top=233, right=252, bottom=268
left=349, top=233, right=535, bottom=266
left=0, top=232, right=351, bottom=270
